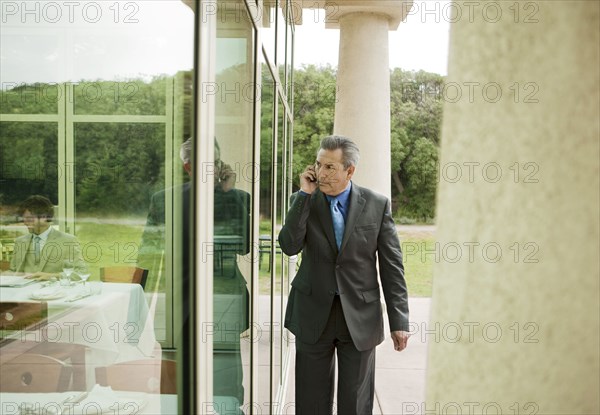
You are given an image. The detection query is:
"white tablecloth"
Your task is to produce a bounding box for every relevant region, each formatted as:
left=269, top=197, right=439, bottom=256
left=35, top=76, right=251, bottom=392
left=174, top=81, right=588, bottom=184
left=0, top=390, right=177, bottom=415
left=0, top=282, right=157, bottom=366
left=0, top=391, right=245, bottom=414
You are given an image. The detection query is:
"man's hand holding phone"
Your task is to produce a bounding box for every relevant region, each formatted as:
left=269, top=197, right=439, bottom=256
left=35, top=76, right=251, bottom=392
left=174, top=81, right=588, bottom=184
left=216, top=162, right=236, bottom=192
left=300, top=164, right=318, bottom=194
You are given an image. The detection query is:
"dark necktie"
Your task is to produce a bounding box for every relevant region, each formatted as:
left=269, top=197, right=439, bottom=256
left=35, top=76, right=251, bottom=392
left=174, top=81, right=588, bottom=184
left=330, top=197, right=344, bottom=250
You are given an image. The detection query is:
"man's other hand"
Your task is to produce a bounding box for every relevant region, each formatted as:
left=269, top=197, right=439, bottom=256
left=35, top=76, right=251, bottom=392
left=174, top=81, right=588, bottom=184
left=26, top=272, right=56, bottom=280
left=391, top=330, right=410, bottom=352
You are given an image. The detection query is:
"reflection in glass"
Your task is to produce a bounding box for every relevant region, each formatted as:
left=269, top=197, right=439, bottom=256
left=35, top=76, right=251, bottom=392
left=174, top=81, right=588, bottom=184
left=215, top=2, right=255, bottom=411
left=258, top=61, right=275, bottom=413
left=0, top=122, right=58, bottom=206
left=0, top=1, right=194, bottom=411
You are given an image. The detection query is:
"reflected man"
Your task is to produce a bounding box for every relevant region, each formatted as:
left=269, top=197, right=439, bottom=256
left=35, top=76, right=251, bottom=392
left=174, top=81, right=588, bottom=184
left=138, top=138, right=249, bottom=405
left=7, top=195, right=87, bottom=279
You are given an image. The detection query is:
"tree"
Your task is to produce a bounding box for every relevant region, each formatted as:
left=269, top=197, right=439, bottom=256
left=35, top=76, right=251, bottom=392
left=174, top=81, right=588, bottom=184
left=390, top=68, right=443, bottom=220
left=290, top=65, right=338, bottom=184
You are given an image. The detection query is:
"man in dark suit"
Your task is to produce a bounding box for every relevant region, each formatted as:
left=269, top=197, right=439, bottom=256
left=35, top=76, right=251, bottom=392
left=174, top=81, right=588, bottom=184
left=279, top=136, right=410, bottom=414
left=138, top=138, right=249, bottom=405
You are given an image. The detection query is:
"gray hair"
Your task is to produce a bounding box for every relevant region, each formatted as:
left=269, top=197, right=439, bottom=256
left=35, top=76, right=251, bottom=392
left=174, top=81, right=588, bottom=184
left=180, top=138, right=192, bottom=164
left=319, top=135, right=360, bottom=169
left=180, top=137, right=222, bottom=164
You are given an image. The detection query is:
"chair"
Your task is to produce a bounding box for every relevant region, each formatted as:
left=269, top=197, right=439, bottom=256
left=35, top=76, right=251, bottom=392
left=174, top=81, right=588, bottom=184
left=0, top=302, right=48, bottom=334
left=95, top=359, right=176, bottom=394
left=0, top=239, right=15, bottom=264
left=1, top=302, right=87, bottom=390
left=258, top=235, right=281, bottom=272
left=0, top=353, right=72, bottom=392
left=100, top=266, right=149, bottom=289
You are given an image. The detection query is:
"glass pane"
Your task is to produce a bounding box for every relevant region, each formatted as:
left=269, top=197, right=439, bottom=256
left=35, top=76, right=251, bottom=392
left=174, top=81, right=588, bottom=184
left=262, top=2, right=276, bottom=63
left=286, top=16, right=294, bottom=101
left=0, top=122, right=59, bottom=206
left=0, top=1, right=194, bottom=412
left=282, top=115, right=292, bottom=362
left=258, top=60, right=275, bottom=414
left=0, top=121, right=59, bottom=270
left=276, top=0, right=287, bottom=67
left=214, top=2, right=254, bottom=412
left=73, top=79, right=167, bottom=116
left=273, top=97, right=286, bottom=389
left=0, top=34, right=61, bottom=114
left=73, top=121, right=167, bottom=336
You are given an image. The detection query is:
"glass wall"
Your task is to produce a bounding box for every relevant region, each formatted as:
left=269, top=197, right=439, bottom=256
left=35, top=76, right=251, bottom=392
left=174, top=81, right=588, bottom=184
left=1, top=0, right=295, bottom=412
left=1, top=1, right=194, bottom=413
left=213, top=5, right=255, bottom=411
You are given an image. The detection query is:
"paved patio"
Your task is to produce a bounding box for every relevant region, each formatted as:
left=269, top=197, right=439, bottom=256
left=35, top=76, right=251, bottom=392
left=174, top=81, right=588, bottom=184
left=283, top=297, right=431, bottom=414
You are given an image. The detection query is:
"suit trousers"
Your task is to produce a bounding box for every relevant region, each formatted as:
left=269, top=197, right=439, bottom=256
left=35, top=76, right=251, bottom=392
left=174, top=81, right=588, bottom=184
left=295, top=296, right=376, bottom=415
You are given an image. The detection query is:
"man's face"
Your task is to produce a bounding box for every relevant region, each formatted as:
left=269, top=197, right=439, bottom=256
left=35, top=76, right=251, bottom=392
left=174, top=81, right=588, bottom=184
left=22, top=210, right=50, bottom=235
left=315, top=148, right=355, bottom=196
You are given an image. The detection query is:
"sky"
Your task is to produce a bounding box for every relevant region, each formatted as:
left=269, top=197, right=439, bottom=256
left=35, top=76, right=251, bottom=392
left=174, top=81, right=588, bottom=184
left=0, top=0, right=450, bottom=87
left=294, top=6, right=451, bottom=75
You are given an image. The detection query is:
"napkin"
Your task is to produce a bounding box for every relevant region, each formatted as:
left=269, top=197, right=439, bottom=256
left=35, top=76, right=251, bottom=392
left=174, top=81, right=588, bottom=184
left=29, top=286, right=66, bottom=300
left=0, top=275, right=36, bottom=287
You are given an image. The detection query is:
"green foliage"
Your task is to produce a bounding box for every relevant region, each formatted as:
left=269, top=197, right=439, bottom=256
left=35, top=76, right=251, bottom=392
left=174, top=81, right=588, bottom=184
left=290, top=66, right=444, bottom=220
left=1, top=66, right=443, bottom=222
left=290, top=65, right=337, bottom=184
left=390, top=68, right=443, bottom=221
left=0, top=76, right=175, bottom=215
left=74, top=122, right=165, bottom=215
left=401, top=137, right=438, bottom=221
left=0, top=122, right=59, bottom=207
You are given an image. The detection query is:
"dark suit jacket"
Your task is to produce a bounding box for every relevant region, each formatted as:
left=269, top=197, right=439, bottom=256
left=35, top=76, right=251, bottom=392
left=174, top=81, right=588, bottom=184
left=278, top=183, right=409, bottom=351
left=138, top=182, right=250, bottom=333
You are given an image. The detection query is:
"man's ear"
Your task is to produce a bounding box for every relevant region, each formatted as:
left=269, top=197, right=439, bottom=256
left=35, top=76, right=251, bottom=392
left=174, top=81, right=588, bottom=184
left=347, top=165, right=356, bottom=179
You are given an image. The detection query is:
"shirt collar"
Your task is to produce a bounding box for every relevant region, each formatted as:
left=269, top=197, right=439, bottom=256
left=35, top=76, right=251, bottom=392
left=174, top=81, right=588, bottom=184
left=325, top=181, right=352, bottom=207
left=34, top=227, right=52, bottom=242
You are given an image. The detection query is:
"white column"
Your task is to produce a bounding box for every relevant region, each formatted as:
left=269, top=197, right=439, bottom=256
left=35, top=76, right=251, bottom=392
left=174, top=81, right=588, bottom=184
left=334, top=12, right=392, bottom=199
left=426, top=1, right=599, bottom=413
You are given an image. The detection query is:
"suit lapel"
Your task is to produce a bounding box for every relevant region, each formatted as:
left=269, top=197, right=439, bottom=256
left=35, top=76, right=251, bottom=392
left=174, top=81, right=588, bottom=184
left=339, top=184, right=365, bottom=254
left=315, top=190, right=338, bottom=253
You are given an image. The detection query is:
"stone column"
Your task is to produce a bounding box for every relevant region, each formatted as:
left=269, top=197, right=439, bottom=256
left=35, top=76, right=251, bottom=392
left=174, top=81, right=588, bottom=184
left=314, top=1, right=412, bottom=199
left=425, top=1, right=599, bottom=414
left=334, top=12, right=392, bottom=198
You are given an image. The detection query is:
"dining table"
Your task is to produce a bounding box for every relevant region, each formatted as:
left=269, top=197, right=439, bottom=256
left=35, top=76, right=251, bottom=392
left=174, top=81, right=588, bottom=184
left=0, top=389, right=244, bottom=414
left=0, top=388, right=177, bottom=414
left=0, top=277, right=158, bottom=389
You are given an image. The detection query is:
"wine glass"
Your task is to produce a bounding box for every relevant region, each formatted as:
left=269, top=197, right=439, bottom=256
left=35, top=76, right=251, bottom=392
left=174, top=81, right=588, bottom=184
left=62, top=260, right=74, bottom=286
left=78, top=272, right=91, bottom=287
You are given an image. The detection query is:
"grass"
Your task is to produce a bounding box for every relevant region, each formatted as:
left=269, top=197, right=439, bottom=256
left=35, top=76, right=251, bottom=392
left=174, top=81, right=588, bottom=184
left=75, top=220, right=145, bottom=282
left=257, top=231, right=435, bottom=297
left=401, top=236, right=435, bottom=297
left=5, top=218, right=434, bottom=297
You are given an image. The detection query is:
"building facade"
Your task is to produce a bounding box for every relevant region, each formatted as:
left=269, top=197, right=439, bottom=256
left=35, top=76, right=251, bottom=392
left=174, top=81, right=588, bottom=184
left=1, top=1, right=296, bottom=413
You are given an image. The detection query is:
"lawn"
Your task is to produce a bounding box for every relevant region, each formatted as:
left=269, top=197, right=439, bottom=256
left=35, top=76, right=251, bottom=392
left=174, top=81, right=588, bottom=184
left=75, top=219, right=145, bottom=282
left=6, top=219, right=434, bottom=298
left=400, top=235, right=435, bottom=297
left=257, top=229, right=435, bottom=297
